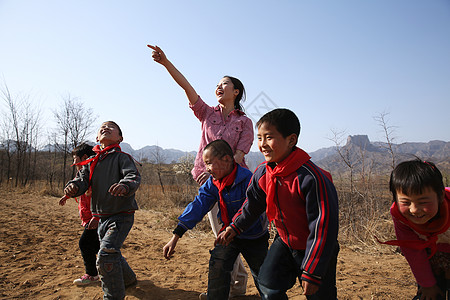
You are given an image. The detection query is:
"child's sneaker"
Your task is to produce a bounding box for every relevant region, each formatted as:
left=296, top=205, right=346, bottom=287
left=73, top=274, right=99, bottom=286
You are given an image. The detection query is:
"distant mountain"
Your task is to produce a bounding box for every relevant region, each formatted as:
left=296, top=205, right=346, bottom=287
left=315, top=135, right=450, bottom=175
left=29, top=137, right=450, bottom=176
left=309, top=146, right=336, bottom=162
left=121, top=137, right=450, bottom=175
left=120, top=142, right=268, bottom=170
left=120, top=143, right=197, bottom=164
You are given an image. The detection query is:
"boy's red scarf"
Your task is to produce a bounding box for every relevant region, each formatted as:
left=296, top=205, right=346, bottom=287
left=378, top=188, right=450, bottom=258
left=212, top=163, right=238, bottom=231
left=76, top=144, right=121, bottom=183
left=265, top=147, right=310, bottom=222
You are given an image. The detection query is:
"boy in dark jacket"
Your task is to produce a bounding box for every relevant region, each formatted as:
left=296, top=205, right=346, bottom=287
left=216, top=109, right=339, bottom=299
left=163, top=139, right=268, bottom=300
left=64, top=121, right=140, bottom=300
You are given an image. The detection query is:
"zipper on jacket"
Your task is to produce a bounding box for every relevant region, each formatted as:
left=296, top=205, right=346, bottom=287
left=275, top=178, right=292, bottom=248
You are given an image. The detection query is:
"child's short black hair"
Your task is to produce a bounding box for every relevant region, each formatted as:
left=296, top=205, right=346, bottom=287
left=256, top=108, right=300, bottom=139
left=72, top=143, right=95, bottom=159
left=204, top=139, right=234, bottom=160
left=389, top=159, right=445, bottom=202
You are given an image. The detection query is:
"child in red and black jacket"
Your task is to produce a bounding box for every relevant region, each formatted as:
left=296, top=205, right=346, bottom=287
left=216, top=108, right=339, bottom=299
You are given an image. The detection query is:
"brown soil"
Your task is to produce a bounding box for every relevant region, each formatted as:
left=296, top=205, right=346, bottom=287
left=0, top=190, right=417, bottom=299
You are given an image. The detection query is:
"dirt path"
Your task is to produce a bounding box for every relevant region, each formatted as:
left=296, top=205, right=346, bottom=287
left=0, top=190, right=416, bottom=299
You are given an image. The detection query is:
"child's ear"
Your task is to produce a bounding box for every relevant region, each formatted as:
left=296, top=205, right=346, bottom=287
left=221, top=154, right=234, bottom=163
left=118, top=136, right=123, bottom=143
left=288, top=134, right=298, bottom=148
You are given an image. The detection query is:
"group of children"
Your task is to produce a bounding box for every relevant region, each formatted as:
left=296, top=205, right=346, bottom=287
left=60, top=45, right=449, bottom=300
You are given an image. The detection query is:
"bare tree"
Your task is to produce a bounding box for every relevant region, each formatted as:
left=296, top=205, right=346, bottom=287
left=0, top=110, right=13, bottom=184
left=2, top=85, right=23, bottom=187
left=150, top=145, right=167, bottom=194
left=53, top=94, right=96, bottom=184
left=374, top=111, right=397, bottom=170
left=22, top=99, right=42, bottom=185
left=1, top=83, right=41, bottom=186
left=45, top=132, right=59, bottom=191
left=67, top=99, right=96, bottom=149
left=329, top=129, right=358, bottom=194
left=328, top=122, right=395, bottom=247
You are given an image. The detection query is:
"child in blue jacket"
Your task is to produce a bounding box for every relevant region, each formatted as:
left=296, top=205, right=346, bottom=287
left=163, top=139, right=268, bottom=300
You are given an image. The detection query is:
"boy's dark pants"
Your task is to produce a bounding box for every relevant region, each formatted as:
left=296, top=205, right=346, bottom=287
left=207, top=232, right=269, bottom=300
left=79, top=226, right=100, bottom=276
left=258, top=235, right=339, bottom=300
left=97, top=213, right=136, bottom=300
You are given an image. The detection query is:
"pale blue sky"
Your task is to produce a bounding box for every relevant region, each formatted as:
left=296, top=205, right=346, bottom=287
left=0, top=0, right=449, bottom=153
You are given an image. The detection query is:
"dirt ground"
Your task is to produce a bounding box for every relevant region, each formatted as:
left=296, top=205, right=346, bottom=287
left=0, top=190, right=418, bottom=299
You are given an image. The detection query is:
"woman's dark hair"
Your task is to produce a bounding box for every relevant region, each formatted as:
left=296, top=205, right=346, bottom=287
left=389, top=159, right=445, bottom=202
left=224, top=76, right=246, bottom=111
left=203, top=139, right=234, bottom=160
left=72, top=143, right=95, bottom=158
left=256, top=108, right=301, bottom=139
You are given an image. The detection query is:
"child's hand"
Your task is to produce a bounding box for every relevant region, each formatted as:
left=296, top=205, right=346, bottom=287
left=163, top=235, right=179, bottom=260
left=215, top=226, right=236, bottom=246
left=234, top=150, right=245, bottom=165
left=147, top=45, right=168, bottom=65
left=109, top=183, right=127, bottom=197
left=59, top=194, right=69, bottom=206
left=418, top=284, right=443, bottom=300
left=64, top=183, right=78, bottom=197
left=87, top=217, right=99, bottom=230
left=302, top=281, right=319, bottom=296
left=196, top=172, right=210, bottom=185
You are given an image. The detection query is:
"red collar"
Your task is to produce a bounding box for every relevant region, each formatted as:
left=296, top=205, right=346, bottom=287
left=265, top=147, right=311, bottom=222
left=75, top=144, right=121, bottom=182
left=212, top=163, right=238, bottom=231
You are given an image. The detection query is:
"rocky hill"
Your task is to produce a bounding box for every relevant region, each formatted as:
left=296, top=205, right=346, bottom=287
left=315, top=135, right=450, bottom=175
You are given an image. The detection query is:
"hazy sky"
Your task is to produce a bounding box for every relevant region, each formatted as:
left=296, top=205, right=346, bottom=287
left=1, top=0, right=449, bottom=153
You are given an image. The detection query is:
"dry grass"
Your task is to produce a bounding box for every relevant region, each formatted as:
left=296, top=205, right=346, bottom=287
left=136, top=183, right=212, bottom=233
left=1, top=175, right=400, bottom=255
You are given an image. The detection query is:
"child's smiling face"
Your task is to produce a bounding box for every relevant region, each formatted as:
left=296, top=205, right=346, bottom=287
left=202, top=148, right=233, bottom=181
left=397, top=187, right=440, bottom=225
left=96, top=122, right=123, bottom=147
left=215, top=77, right=238, bottom=106
left=257, top=122, right=296, bottom=164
